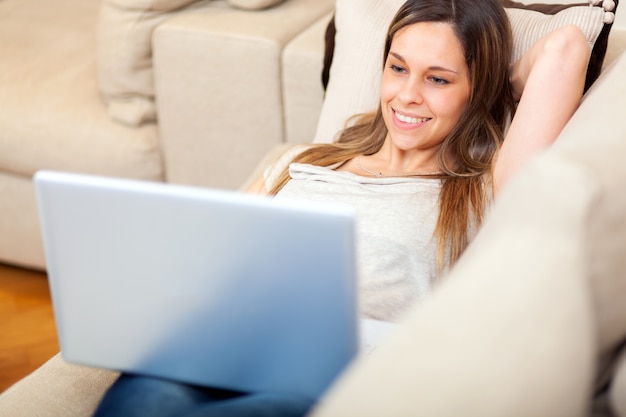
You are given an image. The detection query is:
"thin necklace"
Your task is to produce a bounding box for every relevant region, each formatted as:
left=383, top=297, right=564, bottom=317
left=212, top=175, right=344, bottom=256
left=356, top=156, right=442, bottom=178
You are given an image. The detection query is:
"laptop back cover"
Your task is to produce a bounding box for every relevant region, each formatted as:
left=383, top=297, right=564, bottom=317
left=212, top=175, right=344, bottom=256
left=34, top=170, right=357, bottom=399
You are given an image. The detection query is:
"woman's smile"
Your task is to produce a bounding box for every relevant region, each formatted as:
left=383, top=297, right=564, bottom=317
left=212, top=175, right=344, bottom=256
left=392, top=109, right=432, bottom=129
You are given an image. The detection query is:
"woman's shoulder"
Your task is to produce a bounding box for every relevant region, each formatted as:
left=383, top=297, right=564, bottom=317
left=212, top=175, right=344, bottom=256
left=263, top=144, right=314, bottom=190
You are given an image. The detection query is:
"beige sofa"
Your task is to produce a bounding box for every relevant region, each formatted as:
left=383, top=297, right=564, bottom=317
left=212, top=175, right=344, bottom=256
left=0, top=0, right=334, bottom=270
left=2, top=0, right=626, bottom=416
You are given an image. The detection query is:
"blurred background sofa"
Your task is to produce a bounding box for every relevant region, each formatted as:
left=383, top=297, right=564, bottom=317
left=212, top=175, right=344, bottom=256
left=0, top=0, right=334, bottom=270
left=1, top=0, right=626, bottom=415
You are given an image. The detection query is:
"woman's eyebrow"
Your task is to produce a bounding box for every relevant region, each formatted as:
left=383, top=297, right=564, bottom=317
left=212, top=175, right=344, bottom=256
left=389, top=51, right=408, bottom=63
left=389, top=51, right=459, bottom=74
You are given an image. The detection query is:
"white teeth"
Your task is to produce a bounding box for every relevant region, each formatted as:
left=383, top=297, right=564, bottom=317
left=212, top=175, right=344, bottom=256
left=395, top=112, right=429, bottom=124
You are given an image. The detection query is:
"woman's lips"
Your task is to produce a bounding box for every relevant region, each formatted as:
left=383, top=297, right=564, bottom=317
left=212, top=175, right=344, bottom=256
left=393, top=109, right=431, bottom=127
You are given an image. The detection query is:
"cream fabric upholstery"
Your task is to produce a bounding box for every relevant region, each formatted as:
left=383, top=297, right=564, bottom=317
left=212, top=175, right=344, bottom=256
left=0, top=174, right=46, bottom=269
left=98, top=0, right=285, bottom=126
left=153, top=0, right=334, bottom=189
left=507, top=6, right=605, bottom=63
left=313, top=0, right=404, bottom=144
left=282, top=13, right=335, bottom=144
left=0, top=0, right=163, bottom=181
left=0, top=354, right=119, bottom=417
left=97, top=0, right=198, bottom=126
left=612, top=350, right=626, bottom=416
left=229, top=0, right=285, bottom=8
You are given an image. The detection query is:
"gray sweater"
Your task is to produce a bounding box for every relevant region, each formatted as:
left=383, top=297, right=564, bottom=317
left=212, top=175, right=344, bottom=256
left=267, top=158, right=442, bottom=322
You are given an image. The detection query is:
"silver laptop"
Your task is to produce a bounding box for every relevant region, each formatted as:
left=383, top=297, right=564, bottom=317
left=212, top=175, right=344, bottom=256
left=34, top=170, right=358, bottom=399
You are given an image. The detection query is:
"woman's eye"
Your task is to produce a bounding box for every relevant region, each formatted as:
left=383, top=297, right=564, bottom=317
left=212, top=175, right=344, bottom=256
left=390, top=64, right=406, bottom=74
left=430, top=76, right=449, bottom=85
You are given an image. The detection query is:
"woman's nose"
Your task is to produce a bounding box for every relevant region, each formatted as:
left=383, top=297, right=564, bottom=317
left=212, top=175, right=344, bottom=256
left=398, top=78, right=424, bottom=105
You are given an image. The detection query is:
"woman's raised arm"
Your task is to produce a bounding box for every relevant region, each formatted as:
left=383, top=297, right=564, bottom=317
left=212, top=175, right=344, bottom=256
left=493, top=25, right=591, bottom=195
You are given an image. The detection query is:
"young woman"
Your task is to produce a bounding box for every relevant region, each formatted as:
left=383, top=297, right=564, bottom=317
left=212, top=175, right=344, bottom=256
left=94, top=0, right=590, bottom=415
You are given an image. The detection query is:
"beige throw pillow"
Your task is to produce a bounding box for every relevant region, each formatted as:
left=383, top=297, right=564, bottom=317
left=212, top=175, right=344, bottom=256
left=97, top=0, right=285, bottom=127
left=506, top=6, right=604, bottom=64
left=97, top=0, right=200, bottom=127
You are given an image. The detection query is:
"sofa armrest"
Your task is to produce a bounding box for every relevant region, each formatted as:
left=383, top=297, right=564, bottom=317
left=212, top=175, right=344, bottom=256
left=610, top=345, right=626, bottom=417
left=153, top=0, right=334, bottom=190
left=0, top=353, right=119, bottom=417
left=282, top=12, right=333, bottom=145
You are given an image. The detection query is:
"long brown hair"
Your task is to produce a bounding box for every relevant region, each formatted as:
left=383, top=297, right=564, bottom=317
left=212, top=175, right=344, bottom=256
left=269, top=0, right=515, bottom=270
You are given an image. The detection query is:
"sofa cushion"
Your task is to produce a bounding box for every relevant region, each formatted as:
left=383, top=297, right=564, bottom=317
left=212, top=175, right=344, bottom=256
left=97, top=0, right=201, bottom=127
left=228, top=0, right=285, bottom=9
left=503, top=0, right=619, bottom=91
left=0, top=0, right=163, bottom=181
left=314, top=0, right=618, bottom=144
left=98, top=0, right=287, bottom=127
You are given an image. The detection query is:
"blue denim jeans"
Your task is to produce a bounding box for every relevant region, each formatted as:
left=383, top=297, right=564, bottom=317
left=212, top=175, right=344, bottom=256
left=93, top=374, right=316, bottom=417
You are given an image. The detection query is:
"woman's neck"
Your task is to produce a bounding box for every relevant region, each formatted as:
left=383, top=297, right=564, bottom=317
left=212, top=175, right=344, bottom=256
left=364, top=140, right=442, bottom=177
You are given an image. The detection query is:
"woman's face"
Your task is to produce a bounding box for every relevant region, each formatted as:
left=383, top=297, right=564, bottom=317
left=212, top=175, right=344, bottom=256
left=380, top=21, right=471, bottom=155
